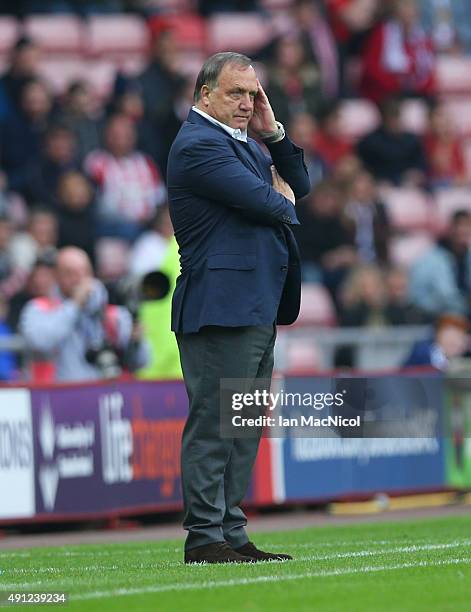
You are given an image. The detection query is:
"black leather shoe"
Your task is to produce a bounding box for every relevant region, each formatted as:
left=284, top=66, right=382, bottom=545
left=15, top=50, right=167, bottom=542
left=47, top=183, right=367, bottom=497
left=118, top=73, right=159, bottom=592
left=184, top=542, right=256, bottom=564
left=234, top=541, right=293, bottom=561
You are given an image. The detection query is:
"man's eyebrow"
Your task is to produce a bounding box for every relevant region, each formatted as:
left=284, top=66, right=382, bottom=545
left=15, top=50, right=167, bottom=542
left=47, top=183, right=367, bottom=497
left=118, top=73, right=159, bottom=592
left=231, top=83, right=258, bottom=95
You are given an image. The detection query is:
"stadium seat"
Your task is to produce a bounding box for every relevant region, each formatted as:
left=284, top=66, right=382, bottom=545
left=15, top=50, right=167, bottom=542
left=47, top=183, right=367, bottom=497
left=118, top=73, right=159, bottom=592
left=380, top=187, right=435, bottom=232
left=87, top=15, right=148, bottom=56
left=463, top=140, right=471, bottom=178
left=437, top=55, right=471, bottom=95
left=0, top=16, right=19, bottom=54
left=207, top=13, right=273, bottom=54
left=285, top=338, right=322, bottom=373
left=338, top=99, right=379, bottom=141
left=401, top=99, right=428, bottom=134
left=445, top=99, right=471, bottom=137
left=149, top=14, right=207, bottom=51
left=24, top=16, right=84, bottom=54
left=37, top=58, right=89, bottom=94
left=295, top=283, right=337, bottom=327
left=435, top=188, right=471, bottom=226
left=390, top=232, right=434, bottom=268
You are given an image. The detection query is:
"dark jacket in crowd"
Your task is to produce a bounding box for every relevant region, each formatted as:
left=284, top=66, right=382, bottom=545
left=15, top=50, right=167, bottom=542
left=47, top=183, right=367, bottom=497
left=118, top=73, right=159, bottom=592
left=357, top=127, right=427, bottom=185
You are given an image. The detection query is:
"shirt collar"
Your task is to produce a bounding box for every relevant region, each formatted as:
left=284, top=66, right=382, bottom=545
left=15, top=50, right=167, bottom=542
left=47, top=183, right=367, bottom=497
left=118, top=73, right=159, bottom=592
left=192, top=106, right=248, bottom=142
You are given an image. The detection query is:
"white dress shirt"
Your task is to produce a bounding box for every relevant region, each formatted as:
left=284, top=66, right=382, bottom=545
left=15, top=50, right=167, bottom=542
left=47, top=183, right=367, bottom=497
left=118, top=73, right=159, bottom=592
left=192, top=106, right=248, bottom=142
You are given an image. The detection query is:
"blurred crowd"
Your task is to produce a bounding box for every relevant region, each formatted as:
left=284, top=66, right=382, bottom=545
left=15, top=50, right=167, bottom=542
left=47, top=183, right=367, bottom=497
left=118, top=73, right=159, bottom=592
left=2, top=0, right=471, bottom=380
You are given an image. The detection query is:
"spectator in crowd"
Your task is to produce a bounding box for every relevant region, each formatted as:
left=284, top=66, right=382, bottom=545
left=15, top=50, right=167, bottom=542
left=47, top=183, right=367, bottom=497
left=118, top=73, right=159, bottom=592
left=137, top=20, right=185, bottom=125
left=7, top=250, right=56, bottom=333
left=57, top=80, right=101, bottom=162
left=294, top=180, right=357, bottom=296
left=85, top=113, right=166, bottom=242
left=0, top=36, right=40, bottom=123
left=265, top=35, right=324, bottom=126
left=338, top=263, right=388, bottom=326
left=403, top=313, right=469, bottom=369
left=56, top=171, right=96, bottom=263
left=409, top=210, right=471, bottom=317
left=338, top=261, right=427, bottom=325
left=326, top=0, right=381, bottom=95
left=129, top=204, right=174, bottom=278
left=312, top=102, right=352, bottom=171
left=20, top=246, right=149, bottom=381
left=356, top=96, right=427, bottom=186
left=28, top=123, right=79, bottom=206
left=9, top=207, right=57, bottom=273
left=110, top=80, right=164, bottom=171
left=0, top=78, right=53, bottom=201
left=0, top=213, right=27, bottom=300
left=154, top=77, right=195, bottom=177
left=384, top=264, right=429, bottom=324
left=359, top=0, right=436, bottom=105
left=343, top=169, right=391, bottom=263
left=326, top=0, right=381, bottom=53
left=0, top=294, right=16, bottom=381
left=335, top=261, right=427, bottom=364
left=257, top=0, right=339, bottom=100
left=423, top=102, right=467, bottom=189
left=288, top=112, right=325, bottom=187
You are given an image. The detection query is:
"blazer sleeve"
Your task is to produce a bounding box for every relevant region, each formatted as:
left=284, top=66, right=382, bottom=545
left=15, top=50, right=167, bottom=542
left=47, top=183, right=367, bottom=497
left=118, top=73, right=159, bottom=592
left=182, top=137, right=299, bottom=226
left=265, top=136, right=311, bottom=200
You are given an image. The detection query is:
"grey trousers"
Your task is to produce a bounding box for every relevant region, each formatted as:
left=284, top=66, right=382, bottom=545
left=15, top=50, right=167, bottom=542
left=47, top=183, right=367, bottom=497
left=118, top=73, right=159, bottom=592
left=176, top=324, right=276, bottom=551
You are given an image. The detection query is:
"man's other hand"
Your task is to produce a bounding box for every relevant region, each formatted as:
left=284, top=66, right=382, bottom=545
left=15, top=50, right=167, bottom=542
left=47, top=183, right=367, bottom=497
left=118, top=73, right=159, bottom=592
left=271, top=166, right=295, bottom=205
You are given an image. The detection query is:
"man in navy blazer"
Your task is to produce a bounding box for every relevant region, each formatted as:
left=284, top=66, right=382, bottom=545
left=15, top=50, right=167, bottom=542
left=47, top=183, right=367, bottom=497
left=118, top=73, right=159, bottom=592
left=167, top=52, right=310, bottom=564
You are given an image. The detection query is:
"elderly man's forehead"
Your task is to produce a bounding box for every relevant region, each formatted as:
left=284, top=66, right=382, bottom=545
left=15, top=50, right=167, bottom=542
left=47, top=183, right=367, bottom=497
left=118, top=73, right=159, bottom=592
left=219, top=62, right=256, bottom=82
left=57, top=250, right=90, bottom=270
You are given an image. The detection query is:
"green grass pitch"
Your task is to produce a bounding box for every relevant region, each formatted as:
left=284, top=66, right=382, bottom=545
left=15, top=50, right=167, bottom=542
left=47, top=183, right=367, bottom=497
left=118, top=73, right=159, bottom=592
left=1, top=514, right=470, bottom=611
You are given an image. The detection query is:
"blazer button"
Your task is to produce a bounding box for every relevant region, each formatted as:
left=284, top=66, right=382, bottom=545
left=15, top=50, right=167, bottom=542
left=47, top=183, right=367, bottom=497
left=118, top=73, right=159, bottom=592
left=280, top=265, right=288, bottom=271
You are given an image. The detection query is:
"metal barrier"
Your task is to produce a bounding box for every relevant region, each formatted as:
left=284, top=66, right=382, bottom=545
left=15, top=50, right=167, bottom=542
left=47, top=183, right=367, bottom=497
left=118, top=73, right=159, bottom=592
left=275, top=325, right=432, bottom=371
left=0, top=326, right=432, bottom=381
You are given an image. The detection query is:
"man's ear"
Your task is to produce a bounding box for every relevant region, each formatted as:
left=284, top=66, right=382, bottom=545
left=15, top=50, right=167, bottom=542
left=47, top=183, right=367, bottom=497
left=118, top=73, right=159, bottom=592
left=200, top=85, right=211, bottom=107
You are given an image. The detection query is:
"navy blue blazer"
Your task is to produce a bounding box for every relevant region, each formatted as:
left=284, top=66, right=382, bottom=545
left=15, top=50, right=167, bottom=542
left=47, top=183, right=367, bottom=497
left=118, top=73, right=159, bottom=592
left=167, top=109, right=310, bottom=334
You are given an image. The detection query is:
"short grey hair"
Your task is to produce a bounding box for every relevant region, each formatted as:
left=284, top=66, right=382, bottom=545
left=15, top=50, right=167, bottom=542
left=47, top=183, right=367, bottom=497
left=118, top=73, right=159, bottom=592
left=193, top=52, right=252, bottom=102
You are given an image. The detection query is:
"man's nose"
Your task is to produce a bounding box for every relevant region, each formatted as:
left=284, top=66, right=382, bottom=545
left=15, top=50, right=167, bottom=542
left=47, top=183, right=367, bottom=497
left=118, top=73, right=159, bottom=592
left=239, top=94, right=253, bottom=110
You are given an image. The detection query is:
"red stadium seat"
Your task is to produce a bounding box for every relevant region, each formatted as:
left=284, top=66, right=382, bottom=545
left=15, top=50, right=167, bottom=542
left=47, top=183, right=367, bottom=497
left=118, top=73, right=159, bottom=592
left=24, top=16, right=84, bottom=54
left=437, top=55, right=471, bottom=95
left=295, top=283, right=337, bottom=327
left=390, top=232, right=434, bottom=268
left=207, top=13, right=273, bottom=54
left=149, top=14, right=207, bottom=51
left=338, top=99, right=379, bottom=141
left=87, top=15, right=147, bottom=56
left=380, top=187, right=435, bottom=232
left=445, top=99, right=471, bottom=137
left=0, top=16, right=19, bottom=54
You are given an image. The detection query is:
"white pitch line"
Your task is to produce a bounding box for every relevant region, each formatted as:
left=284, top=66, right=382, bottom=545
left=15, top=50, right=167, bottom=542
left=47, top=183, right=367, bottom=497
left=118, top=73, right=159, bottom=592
left=70, top=557, right=471, bottom=601
left=2, top=540, right=470, bottom=589
left=0, top=538, right=451, bottom=559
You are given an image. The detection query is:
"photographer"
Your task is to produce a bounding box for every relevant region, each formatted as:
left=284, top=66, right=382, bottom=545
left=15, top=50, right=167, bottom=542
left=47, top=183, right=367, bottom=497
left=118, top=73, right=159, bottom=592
left=19, top=246, right=149, bottom=381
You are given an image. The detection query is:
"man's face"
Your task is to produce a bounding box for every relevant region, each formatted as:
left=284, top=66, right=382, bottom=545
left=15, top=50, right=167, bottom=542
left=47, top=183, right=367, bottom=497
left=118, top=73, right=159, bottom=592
left=200, top=63, right=258, bottom=131
left=56, top=256, right=91, bottom=298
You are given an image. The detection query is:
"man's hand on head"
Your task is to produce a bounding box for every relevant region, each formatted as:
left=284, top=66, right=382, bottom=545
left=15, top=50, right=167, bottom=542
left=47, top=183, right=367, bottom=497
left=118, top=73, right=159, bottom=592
left=271, top=166, right=295, bottom=205
left=249, top=79, right=278, bottom=137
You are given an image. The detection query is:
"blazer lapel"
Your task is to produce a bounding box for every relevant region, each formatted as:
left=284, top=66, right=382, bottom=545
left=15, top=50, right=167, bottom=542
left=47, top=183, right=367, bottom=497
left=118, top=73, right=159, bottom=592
left=187, top=110, right=266, bottom=181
